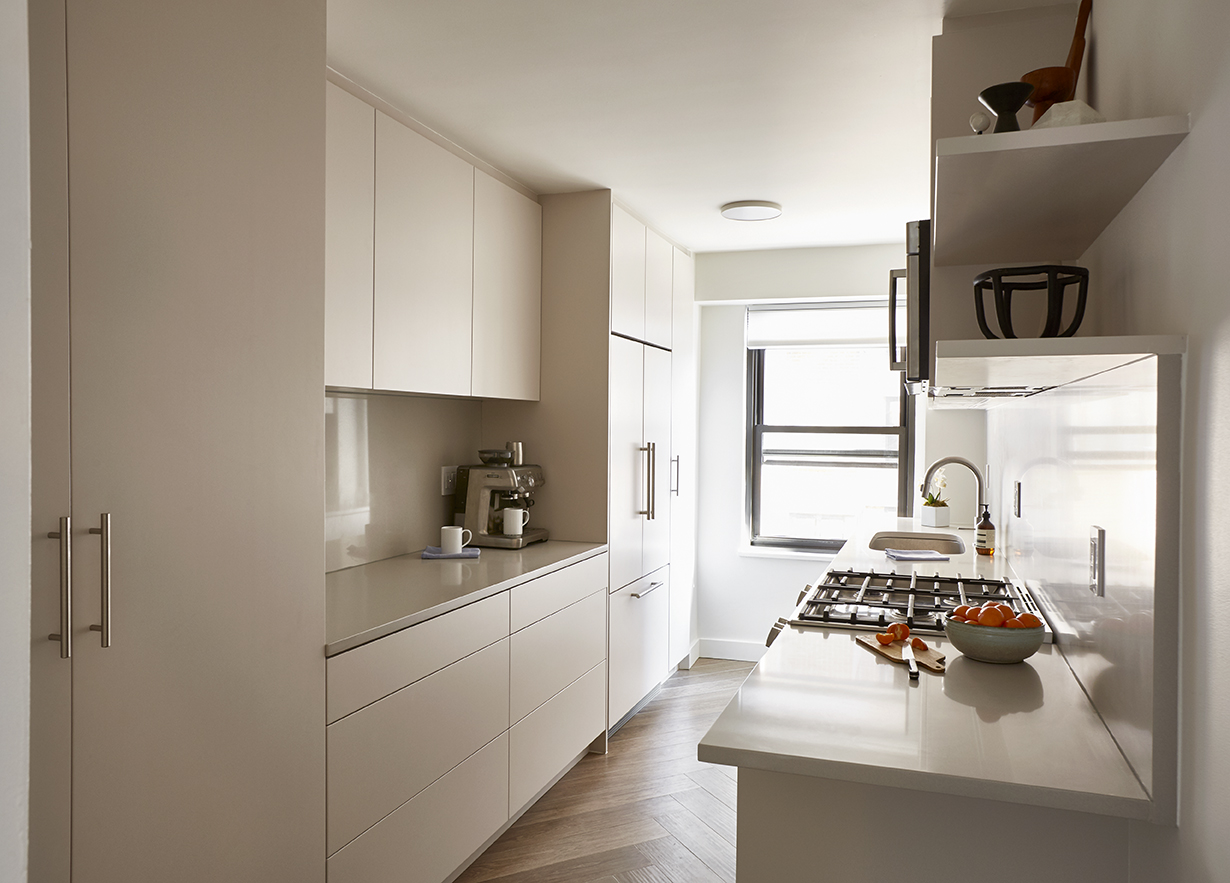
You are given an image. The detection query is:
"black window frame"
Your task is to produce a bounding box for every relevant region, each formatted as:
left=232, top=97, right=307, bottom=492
left=745, top=309, right=916, bottom=553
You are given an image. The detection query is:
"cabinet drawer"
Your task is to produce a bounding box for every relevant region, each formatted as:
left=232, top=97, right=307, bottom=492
left=609, top=568, right=669, bottom=725
left=510, top=588, right=606, bottom=723
left=327, top=639, right=509, bottom=855
left=509, top=661, right=606, bottom=815
left=327, top=592, right=508, bottom=724
left=327, top=732, right=509, bottom=883
left=509, top=553, right=607, bottom=633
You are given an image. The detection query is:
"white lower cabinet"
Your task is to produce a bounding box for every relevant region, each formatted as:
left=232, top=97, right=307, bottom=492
left=327, top=638, right=510, bottom=855
left=609, top=567, right=670, bottom=725
left=324, top=552, right=609, bottom=883
left=327, top=733, right=510, bottom=883
left=509, top=661, right=607, bottom=814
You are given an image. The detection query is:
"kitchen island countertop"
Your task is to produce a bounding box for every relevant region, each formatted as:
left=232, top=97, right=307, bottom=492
left=697, top=515, right=1151, bottom=819
left=325, top=540, right=606, bottom=656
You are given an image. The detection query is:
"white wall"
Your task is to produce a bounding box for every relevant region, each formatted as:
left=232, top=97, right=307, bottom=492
left=0, top=0, right=30, bottom=876
left=693, top=244, right=901, bottom=660
left=1079, top=0, right=1230, bottom=874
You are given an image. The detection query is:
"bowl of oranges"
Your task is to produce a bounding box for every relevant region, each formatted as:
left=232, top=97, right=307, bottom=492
left=944, top=603, right=1044, bottom=664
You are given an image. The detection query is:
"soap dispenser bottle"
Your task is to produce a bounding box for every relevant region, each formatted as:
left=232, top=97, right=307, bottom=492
left=976, top=506, right=996, bottom=556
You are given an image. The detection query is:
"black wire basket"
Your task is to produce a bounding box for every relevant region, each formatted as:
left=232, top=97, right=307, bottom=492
left=973, top=265, right=1089, bottom=339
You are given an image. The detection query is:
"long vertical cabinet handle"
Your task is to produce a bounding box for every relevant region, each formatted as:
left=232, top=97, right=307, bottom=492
left=647, top=442, right=656, bottom=520
left=644, top=445, right=654, bottom=516
left=671, top=455, right=680, bottom=496
left=88, top=513, right=112, bottom=647
left=46, top=516, right=72, bottom=658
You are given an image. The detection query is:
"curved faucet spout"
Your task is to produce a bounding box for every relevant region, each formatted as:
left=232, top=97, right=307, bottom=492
left=921, top=456, right=986, bottom=522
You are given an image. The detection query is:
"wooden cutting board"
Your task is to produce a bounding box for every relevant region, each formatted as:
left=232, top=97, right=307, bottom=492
left=856, top=634, right=946, bottom=674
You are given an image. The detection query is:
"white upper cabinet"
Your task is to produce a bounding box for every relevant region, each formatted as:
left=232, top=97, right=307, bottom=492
left=374, top=111, right=474, bottom=396
left=473, top=170, right=542, bottom=400
left=644, top=228, right=673, bottom=350
left=610, top=204, right=646, bottom=342
left=325, top=83, right=375, bottom=389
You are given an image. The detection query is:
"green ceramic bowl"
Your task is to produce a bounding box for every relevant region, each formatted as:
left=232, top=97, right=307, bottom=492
left=944, top=616, right=1044, bottom=664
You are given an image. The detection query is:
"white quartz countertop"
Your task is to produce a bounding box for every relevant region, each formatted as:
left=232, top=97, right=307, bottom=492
left=325, top=541, right=606, bottom=656
left=697, top=515, right=1151, bottom=819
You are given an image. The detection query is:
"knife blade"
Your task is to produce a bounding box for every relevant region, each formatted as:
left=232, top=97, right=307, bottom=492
left=900, top=640, right=920, bottom=681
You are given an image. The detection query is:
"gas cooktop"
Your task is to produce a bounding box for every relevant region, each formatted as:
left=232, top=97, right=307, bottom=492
left=786, top=567, right=1051, bottom=640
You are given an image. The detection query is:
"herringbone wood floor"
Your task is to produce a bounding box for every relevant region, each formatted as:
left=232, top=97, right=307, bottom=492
left=455, top=658, right=755, bottom=883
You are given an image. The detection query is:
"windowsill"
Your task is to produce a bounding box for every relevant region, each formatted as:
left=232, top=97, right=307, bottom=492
left=739, top=544, right=838, bottom=564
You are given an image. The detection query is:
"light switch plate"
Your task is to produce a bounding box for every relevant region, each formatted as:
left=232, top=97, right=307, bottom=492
left=1089, top=526, right=1106, bottom=596
left=441, top=466, right=457, bottom=496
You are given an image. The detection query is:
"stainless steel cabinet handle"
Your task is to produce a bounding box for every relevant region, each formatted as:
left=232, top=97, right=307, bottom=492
left=631, top=580, right=664, bottom=599
left=671, top=455, right=680, bottom=496
left=637, top=445, right=651, bottom=517
left=88, top=513, right=112, bottom=648
left=47, top=516, right=72, bottom=658
left=648, top=442, right=657, bottom=520
left=888, top=268, right=907, bottom=372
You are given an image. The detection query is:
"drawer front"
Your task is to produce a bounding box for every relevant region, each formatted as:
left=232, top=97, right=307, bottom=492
left=510, top=588, right=606, bottom=723
left=509, top=553, right=608, bottom=633
left=327, top=591, right=508, bottom=723
left=327, top=639, right=509, bottom=855
left=509, top=661, right=606, bottom=815
left=608, top=568, right=669, bottom=725
left=327, top=732, right=509, bottom=883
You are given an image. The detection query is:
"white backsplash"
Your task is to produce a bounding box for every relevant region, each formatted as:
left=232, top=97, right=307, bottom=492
left=325, top=391, right=481, bottom=572
left=988, top=354, right=1181, bottom=811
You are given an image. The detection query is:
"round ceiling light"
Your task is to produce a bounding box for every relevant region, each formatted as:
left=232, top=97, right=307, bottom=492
left=720, top=200, right=782, bottom=221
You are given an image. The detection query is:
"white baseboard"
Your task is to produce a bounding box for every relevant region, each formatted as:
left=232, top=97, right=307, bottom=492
left=698, top=638, right=767, bottom=663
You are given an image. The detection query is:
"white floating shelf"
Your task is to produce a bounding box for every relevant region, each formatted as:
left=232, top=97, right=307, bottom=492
left=930, top=335, right=1186, bottom=408
left=933, top=115, right=1189, bottom=267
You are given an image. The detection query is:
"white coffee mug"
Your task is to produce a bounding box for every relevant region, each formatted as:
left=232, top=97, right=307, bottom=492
left=503, top=508, right=530, bottom=537
left=440, top=525, right=472, bottom=555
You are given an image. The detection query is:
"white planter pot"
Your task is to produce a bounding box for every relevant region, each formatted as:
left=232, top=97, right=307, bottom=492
left=921, top=505, right=950, bottom=527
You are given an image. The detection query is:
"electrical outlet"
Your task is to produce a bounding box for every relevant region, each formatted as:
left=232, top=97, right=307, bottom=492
left=1089, top=526, right=1106, bottom=596
left=441, top=466, right=457, bottom=496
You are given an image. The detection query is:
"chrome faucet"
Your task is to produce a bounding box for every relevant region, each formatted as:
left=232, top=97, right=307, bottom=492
left=921, top=456, right=986, bottom=522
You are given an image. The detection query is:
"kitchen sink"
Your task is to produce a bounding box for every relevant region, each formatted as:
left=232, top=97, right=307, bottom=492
left=867, top=531, right=966, bottom=554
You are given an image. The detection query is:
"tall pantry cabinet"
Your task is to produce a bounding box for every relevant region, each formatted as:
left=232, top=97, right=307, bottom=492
left=484, top=191, right=696, bottom=731
left=28, top=2, right=326, bottom=882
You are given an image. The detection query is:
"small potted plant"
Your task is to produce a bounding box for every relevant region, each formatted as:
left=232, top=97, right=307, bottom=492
left=921, top=468, right=949, bottom=527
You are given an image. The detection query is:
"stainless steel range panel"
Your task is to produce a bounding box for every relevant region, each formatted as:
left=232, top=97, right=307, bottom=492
left=766, top=568, right=1052, bottom=646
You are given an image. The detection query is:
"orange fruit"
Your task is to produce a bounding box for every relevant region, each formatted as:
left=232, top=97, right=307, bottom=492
left=875, top=632, right=895, bottom=645
left=888, top=623, right=910, bottom=642
left=1003, top=617, right=1025, bottom=628
left=977, top=607, right=1007, bottom=627
left=1018, top=613, right=1042, bottom=628
left=953, top=605, right=972, bottom=619
left=995, top=603, right=1015, bottom=620
left=910, top=637, right=928, bottom=651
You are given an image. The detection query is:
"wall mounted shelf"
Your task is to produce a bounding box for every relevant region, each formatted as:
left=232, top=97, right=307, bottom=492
left=930, top=334, right=1186, bottom=408
left=933, top=115, right=1189, bottom=267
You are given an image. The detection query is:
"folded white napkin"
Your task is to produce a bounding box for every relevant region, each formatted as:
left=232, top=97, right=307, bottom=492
left=884, top=548, right=950, bottom=561
left=422, top=546, right=481, bottom=559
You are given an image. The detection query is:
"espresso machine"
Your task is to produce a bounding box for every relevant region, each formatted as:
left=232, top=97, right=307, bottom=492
left=453, top=443, right=548, bottom=549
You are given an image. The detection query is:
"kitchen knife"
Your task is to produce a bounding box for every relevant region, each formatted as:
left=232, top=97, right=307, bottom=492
left=900, top=640, right=920, bottom=681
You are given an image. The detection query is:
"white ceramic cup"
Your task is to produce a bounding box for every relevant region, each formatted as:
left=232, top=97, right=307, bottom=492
left=440, top=525, right=472, bottom=555
left=502, top=508, right=530, bottom=537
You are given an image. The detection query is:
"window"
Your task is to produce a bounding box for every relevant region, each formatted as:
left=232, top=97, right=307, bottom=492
left=746, top=301, right=914, bottom=551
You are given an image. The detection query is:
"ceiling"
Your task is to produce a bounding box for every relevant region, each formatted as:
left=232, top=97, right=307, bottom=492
left=328, top=0, right=1023, bottom=253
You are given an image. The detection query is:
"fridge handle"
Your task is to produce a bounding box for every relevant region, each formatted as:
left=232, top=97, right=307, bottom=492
left=637, top=445, right=651, bottom=517
left=888, top=268, right=907, bottom=372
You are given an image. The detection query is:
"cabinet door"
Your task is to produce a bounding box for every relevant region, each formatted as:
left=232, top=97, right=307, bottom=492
left=608, top=569, right=670, bottom=726
left=642, top=344, right=672, bottom=575
left=669, top=249, right=697, bottom=668
left=609, top=334, right=645, bottom=592
left=472, top=170, right=542, bottom=400
left=325, top=83, right=375, bottom=389
left=644, top=228, right=673, bottom=350
left=374, top=112, right=474, bottom=395
left=62, top=1, right=326, bottom=879
left=610, top=204, right=645, bottom=341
